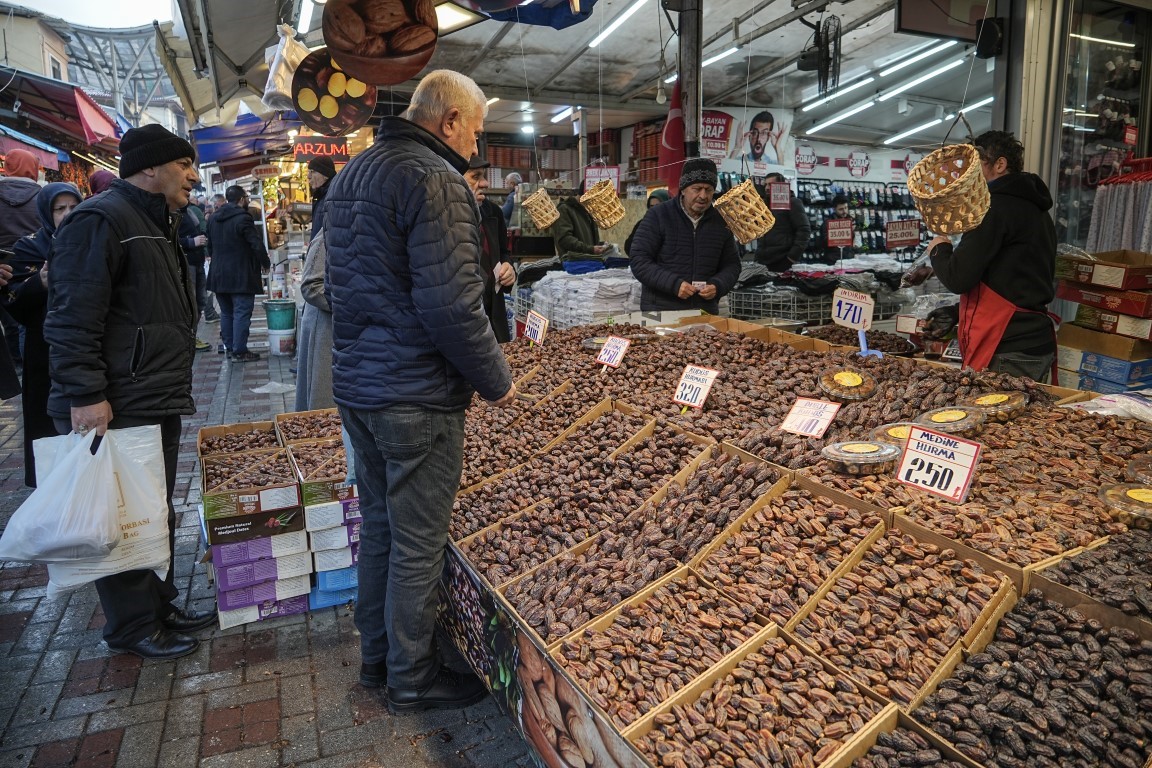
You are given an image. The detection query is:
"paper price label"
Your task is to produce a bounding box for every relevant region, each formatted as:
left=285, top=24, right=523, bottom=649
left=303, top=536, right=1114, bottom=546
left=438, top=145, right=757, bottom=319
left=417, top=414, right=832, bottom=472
left=595, top=335, right=630, bottom=368
left=672, top=365, right=720, bottom=409
left=524, top=310, right=549, bottom=345
left=885, top=218, right=922, bottom=248
left=780, top=397, right=842, bottom=438
left=768, top=182, right=792, bottom=210
left=827, top=218, right=855, bottom=248
left=831, top=288, right=875, bottom=331
left=895, top=425, right=982, bottom=503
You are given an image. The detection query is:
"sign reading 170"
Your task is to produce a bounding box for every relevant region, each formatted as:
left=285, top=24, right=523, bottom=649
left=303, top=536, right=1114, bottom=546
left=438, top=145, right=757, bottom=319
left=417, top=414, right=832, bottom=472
left=831, top=288, right=875, bottom=331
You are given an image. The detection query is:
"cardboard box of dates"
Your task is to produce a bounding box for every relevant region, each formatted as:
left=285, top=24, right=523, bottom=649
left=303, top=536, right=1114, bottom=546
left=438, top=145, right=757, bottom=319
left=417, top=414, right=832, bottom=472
left=274, top=408, right=343, bottom=445
left=201, top=447, right=302, bottom=521
left=197, top=420, right=280, bottom=459
left=287, top=438, right=357, bottom=507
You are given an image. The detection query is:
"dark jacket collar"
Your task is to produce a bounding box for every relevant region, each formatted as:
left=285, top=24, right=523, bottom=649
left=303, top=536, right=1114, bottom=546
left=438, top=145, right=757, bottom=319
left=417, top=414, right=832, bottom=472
left=376, top=116, right=469, bottom=174
left=108, top=178, right=175, bottom=231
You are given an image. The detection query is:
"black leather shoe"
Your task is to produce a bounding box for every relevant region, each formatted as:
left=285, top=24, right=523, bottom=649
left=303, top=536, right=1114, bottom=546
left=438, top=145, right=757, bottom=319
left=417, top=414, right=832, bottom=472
left=108, top=629, right=199, bottom=660
left=386, top=666, right=489, bottom=712
left=360, top=661, right=387, bottom=688
left=163, top=608, right=218, bottom=633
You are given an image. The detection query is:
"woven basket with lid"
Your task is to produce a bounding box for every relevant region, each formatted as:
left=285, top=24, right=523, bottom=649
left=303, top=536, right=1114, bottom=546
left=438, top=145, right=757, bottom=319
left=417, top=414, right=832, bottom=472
left=906, top=115, right=990, bottom=235
left=713, top=178, right=776, bottom=245
left=522, top=187, right=560, bottom=230
left=578, top=178, right=626, bottom=229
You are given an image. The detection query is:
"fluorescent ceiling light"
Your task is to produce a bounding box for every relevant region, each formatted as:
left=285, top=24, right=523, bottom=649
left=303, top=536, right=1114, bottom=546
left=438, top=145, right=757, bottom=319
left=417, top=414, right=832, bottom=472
left=664, top=73, right=678, bottom=84
left=702, top=47, right=740, bottom=67
left=879, top=41, right=958, bottom=77
left=802, top=77, right=875, bottom=112
left=436, top=1, right=486, bottom=34
left=520, top=125, right=535, bottom=133
left=588, top=0, right=649, bottom=48
left=807, top=100, right=876, bottom=134
left=879, top=59, right=965, bottom=101
left=551, top=107, right=573, bottom=123
left=486, top=97, right=500, bottom=106
left=298, top=0, right=315, bottom=34
left=883, top=118, right=943, bottom=145
left=1069, top=33, right=1134, bottom=48
left=959, top=96, right=994, bottom=112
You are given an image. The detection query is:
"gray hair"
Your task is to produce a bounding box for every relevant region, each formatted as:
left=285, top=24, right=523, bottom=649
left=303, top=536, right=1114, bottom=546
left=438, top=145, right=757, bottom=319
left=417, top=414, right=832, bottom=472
left=406, top=70, right=488, bottom=129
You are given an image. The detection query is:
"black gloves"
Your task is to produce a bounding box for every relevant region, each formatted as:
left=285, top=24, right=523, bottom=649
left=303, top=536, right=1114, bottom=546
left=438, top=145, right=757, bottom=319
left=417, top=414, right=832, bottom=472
left=921, top=303, right=960, bottom=340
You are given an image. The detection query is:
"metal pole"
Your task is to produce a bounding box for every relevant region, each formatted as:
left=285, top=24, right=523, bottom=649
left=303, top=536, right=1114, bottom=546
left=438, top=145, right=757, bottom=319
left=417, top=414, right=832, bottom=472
left=678, top=0, right=703, bottom=158
left=575, top=107, right=587, bottom=187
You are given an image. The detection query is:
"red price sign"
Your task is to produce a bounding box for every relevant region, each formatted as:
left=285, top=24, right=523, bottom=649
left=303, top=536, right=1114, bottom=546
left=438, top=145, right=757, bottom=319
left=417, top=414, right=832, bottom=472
left=524, top=310, right=549, bottom=345
left=1124, top=125, right=1138, bottom=146
left=768, top=182, right=792, bottom=210
left=780, top=398, right=841, bottom=438
left=895, top=425, right=982, bottom=503
left=827, top=218, right=854, bottom=248
left=885, top=218, right=922, bottom=248
left=595, top=335, right=630, bottom=368
left=672, top=365, right=720, bottom=409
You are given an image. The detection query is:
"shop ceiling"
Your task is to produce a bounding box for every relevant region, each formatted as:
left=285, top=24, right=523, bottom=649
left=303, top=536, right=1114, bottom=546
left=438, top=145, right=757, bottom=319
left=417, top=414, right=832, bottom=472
left=167, top=0, right=995, bottom=149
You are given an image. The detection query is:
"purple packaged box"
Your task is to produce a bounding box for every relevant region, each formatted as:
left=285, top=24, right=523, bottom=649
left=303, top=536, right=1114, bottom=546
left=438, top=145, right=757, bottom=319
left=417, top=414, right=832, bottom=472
left=216, top=573, right=312, bottom=612
left=304, top=497, right=361, bottom=532
left=210, top=529, right=309, bottom=569
left=215, top=551, right=313, bottom=592
left=218, top=594, right=309, bottom=630
left=308, top=521, right=361, bottom=553
left=313, top=543, right=359, bottom=573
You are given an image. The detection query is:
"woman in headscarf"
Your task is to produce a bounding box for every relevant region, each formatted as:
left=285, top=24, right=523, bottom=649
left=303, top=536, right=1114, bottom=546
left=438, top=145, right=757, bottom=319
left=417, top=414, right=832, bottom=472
left=3, top=182, right=81, bottom=486
left=88, top=169, right=117, bottom=197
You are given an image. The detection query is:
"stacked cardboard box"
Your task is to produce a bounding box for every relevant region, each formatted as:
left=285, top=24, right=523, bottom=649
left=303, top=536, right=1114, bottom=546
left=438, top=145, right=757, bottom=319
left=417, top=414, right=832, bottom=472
left=1054, top=249, right=1152, bottom=392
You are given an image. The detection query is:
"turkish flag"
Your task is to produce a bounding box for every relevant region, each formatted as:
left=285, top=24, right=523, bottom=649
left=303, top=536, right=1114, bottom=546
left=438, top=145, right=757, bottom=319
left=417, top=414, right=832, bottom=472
left=657, top=83, right=685, bottom=191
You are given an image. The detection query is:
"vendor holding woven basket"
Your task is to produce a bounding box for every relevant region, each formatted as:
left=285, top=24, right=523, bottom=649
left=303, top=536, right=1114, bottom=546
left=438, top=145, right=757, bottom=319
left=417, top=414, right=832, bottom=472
left=921, top=130, right=1058, bottom=381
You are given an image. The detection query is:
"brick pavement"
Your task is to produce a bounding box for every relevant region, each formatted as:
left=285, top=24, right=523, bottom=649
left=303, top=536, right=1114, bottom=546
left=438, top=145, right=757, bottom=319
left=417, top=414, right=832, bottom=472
left=0, top=317, right=534, bottom=768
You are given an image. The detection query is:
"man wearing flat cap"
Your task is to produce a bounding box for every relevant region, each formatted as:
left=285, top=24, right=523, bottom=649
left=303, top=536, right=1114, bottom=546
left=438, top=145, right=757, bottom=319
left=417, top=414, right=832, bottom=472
left=307, top=156, right=338, bottom=242
left=628, top=157, right=741, bottom=313
left=44, top=123, right=216, bottom=660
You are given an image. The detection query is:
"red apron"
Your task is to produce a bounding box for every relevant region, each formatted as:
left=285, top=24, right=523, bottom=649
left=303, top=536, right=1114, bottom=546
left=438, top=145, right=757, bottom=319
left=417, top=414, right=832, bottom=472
left=958, top=282, right=1058, bottom=377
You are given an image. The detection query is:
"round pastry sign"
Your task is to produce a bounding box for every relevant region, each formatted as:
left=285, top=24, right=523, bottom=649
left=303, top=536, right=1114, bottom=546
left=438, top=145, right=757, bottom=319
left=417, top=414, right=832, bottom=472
left=323, top=0, right=438, bottom=86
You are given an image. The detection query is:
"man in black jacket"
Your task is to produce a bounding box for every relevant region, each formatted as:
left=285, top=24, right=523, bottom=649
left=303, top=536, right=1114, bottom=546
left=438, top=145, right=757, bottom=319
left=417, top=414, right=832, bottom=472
left=754, top=172, right=811, bottom=270
left=178, top=201, right=211, bottom=349
left=206, top=185, right=271, bottom=362
left=463, top=155, right=515, bottom=342
left=44, top=123, right=216, bottom=660
left=629, top=157, right=741, bottom=313
left=307, top=155, right=337, bottom=242
left=925, top=131, right=1057, bottom=380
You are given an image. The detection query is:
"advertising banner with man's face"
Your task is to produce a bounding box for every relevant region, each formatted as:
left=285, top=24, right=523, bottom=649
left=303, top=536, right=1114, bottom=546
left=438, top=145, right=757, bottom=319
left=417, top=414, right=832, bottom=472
left=699, top=107, right=796, bottom=180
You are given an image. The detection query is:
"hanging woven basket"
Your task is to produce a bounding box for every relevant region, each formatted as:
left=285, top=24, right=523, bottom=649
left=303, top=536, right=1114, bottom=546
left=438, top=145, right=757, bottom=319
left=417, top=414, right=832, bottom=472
left=522, top=187, right=560, bottom=230
left=578, top=179, right=626, bottom=229
left=906, top=115, right=990, bottom=235
left=713, top=178, right=776, bottom=245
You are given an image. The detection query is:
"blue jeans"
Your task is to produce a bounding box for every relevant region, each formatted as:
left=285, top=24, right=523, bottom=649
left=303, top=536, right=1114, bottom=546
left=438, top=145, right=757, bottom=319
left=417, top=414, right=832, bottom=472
left=216, top=293, right=255, bottom=354
left=339, top=403, right=466, bottom=688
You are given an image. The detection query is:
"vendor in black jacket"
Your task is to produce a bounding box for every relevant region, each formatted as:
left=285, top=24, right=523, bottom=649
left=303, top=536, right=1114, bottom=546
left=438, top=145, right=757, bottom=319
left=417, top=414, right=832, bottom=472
left=754, top=172, right=811, bottom=270
left=926, top=130, right=1057, bottom=380
left=629, top=158, right=741, bottom=313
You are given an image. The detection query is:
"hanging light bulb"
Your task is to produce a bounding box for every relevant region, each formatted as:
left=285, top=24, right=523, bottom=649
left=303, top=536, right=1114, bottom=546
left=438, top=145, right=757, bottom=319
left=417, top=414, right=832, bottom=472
left=655, top=83, right=667, bottom=104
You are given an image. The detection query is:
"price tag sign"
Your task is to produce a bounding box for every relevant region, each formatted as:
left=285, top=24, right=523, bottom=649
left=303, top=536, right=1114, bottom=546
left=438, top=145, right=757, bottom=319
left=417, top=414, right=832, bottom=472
left=672, top=364, right=720, bottom=409
left=768, top=182, right=792, bottom=210
left=885, top=218, right=922, bottom=248
left=780, top=397, right=842, bottom=438
left=827, top=218, right=855, bottom=248
left=595, top=335, right=630, bottom=368
left=895, top=425, right=982, bottom=503
left=524, top=310, right=549, bottom=345
left=831, top=288, right=875, bottom=331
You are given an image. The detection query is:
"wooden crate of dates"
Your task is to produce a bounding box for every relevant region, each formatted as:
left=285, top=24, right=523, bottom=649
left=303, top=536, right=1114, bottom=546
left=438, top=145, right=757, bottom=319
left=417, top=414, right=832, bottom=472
left=552, top=565, right=764, bottom=731
left=625, top=625, right=894, bottom=767
left=830, top=706, right=986, bottom=768
left=201, top=447, right=301, bottom=519
left=286, top=438, right=355, bottom=507
left=198, top=420, right=279, bottom=458
left=274, top=408, right=343, bottom=445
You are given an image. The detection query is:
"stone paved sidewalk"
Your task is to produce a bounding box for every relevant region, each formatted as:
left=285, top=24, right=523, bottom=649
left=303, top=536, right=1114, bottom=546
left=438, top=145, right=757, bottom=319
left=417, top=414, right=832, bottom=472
left=0, top=317, right=533, bottom=768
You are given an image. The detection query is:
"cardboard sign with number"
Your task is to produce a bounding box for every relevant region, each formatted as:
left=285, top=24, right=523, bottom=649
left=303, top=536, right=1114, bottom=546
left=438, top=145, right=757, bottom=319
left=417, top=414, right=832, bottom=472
left=595, top=336, right=630, bottom=368
left=672, top=365, right=720, bottom=409
left=885, top=218, right=922, bottom=248
left=826, top=218, right=855, bottom=248
left=780, top=398, right=842, bottom=438
left=895, top=425, right=982, bottom=503
left=524, top=310, right=549, bottom=345
left=768, top=182, right=792, bottom=210
left=831, top=288, right=875, bottom=331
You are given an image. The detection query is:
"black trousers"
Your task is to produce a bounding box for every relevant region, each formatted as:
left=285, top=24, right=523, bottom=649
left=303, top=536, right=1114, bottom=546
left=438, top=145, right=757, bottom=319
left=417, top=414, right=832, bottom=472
left=55, top=414, right=181, bottom=646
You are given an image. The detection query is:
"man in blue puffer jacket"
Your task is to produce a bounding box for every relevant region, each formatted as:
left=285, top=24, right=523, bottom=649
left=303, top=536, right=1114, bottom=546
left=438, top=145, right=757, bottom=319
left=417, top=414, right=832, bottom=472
left=325, top=70, right=517, bottom=713
left=629, top=157, right=741, bottom=313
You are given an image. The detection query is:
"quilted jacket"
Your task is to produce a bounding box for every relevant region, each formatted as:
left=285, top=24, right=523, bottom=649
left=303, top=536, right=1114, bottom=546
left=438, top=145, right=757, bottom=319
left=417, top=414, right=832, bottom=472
left=324, top=117, right=513, bottom=410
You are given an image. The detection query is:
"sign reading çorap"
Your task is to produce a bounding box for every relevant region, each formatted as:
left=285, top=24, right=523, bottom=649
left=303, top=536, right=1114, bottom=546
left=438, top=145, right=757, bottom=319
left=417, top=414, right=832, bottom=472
left=672, top=365, right=720, bottom=409
left=595, top=335, right=630, bottom=368
left=524, top=310, right=549, bottom=345
left=895, top=425, right=982, bottom=503
left=780, top=397, right=842, bottom=438
left=831, top=288, right=875, bottom=331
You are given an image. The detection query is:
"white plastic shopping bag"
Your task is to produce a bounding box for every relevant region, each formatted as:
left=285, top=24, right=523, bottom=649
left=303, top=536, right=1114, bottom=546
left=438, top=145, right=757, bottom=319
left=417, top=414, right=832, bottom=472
left=262, top=24, right=309, bottom=111
left=0, top=430, right=120, bottom=562
left=46, top=425, right=171, bottom=596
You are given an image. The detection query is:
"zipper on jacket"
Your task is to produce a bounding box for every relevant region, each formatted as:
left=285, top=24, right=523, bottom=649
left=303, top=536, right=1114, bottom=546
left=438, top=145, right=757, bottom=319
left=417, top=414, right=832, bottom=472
left=130, top=326, right=145, bottom=382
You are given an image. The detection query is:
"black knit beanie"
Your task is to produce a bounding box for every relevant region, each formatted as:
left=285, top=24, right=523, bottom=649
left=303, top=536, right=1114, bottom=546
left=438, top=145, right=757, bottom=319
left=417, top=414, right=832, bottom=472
left=679, top=157, right=718, bottom=192
left=118, top=124, right=196, bottom=179
left=308, top=156, right=337, bottom=179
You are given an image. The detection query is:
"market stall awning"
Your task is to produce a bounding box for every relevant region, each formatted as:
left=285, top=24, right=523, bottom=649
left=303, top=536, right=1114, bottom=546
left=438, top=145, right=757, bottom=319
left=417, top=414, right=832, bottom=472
left=0, top=124, right=68, bottom=170
left=191, top=112, right=301, bottom=167
left=0, top=66, right=119, bottom=150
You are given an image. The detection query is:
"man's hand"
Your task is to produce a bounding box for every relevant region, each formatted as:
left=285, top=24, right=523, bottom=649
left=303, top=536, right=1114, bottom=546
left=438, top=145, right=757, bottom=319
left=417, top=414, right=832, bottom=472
left=677, top=281, right=698, bottom=300
left=697, top=283, right=717, bottom=300
left=194, top=234, right=208, bottom=247
left=39, top=264, right=49, bottom=289
left=921, top=304, right=960, bottom=341
left=0, top=263, right=12, bottom=287
left=495, top=262, right=516, bottom=288
left=592, top=244, right=609, bottom=255
left=490, top=383, right=517, bottom=408
left=72, top=401, right=114, bottom=436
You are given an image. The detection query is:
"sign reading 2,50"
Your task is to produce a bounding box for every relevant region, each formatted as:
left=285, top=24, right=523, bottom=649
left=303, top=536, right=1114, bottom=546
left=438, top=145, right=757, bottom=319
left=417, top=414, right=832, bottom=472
left=902, top=456, right=954, bottom=491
